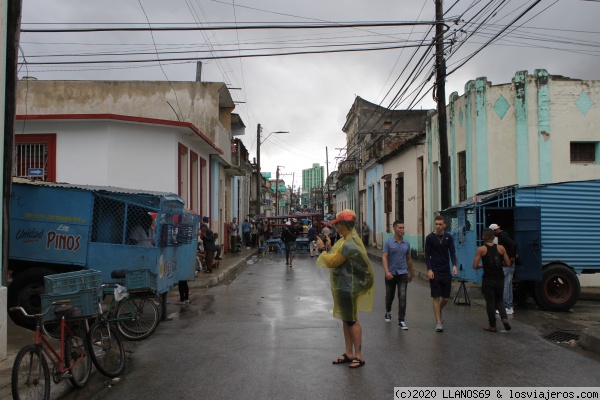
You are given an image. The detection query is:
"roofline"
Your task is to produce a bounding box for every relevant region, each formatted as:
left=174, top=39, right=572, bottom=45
left=17, top=113, right=223, bottom=154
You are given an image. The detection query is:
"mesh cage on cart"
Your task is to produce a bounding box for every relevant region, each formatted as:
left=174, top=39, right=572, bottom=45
left=90, top=193, right=196, bottom=247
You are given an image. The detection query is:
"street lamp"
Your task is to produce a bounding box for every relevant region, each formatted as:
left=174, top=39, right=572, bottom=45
left=256, top=124, right=289, bottom=215
left=255, top=125, right=289, bottom=216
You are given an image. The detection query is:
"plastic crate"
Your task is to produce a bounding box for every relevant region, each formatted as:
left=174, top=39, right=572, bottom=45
left=44, top=270, right=102, bottom=295
left=124, top=269, right=157, bottom=291
left=40, top=288, right=99, bottom=322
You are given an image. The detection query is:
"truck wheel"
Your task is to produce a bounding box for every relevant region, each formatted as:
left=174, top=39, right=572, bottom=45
left=533, top=264, right=580, bottom=312
left=7, top=267, right=55, bottom=330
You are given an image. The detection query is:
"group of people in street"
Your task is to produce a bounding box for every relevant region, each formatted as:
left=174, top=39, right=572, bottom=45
left=313, top=209, right=518, bottom=370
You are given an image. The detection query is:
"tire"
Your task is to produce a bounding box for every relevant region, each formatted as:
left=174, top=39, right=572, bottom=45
left=64, top=327, right=92, bottom=388
left=8, top=267, right=55, bottom=330
left=12, top=344, right=51, bottom=400
left=115, top=296, right=159, bottom=340
left=87, top=320, right=126, bottom=378
left=533, top=263, right=581, bottom=312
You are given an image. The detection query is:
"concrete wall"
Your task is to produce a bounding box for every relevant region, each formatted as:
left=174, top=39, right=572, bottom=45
left=16, top=81, right=222, bottom=137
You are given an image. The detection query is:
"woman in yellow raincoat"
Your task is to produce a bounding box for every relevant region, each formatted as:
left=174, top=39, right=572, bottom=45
left=315, top=209, right=374, bottom=368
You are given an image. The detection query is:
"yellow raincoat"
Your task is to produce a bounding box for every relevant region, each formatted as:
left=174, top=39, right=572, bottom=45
left=316, top=226, right=374, bottom=321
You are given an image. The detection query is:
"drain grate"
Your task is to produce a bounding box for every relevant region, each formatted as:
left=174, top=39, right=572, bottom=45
left=543, top=331, right=580, bottom=343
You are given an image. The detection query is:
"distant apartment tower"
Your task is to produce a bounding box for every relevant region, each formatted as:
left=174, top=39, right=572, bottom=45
left=302, top=163, right=324, bottom=209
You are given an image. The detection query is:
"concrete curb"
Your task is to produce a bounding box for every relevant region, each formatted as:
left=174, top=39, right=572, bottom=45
left=579, top=327, right=600, bottom=355
left=189, top=253, right=255, bottom=289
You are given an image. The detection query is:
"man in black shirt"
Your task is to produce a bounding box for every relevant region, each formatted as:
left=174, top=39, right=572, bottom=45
left=473, top=228, right=512, bottom=332
left=281, top=220, right=298, bottom=267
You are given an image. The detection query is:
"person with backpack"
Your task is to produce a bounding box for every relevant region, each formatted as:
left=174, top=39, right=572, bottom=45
left=281, top=219, right=298, bottom=267
left=489, top=223, right=517, bottom=314
left=473, top=228, right=512, bottom=332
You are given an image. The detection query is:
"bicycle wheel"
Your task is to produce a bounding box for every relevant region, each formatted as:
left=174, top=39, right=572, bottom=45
left=64, top=329, right=92, bottom=388
left=87, top=320, right=125, bottom=377
left=115, top=296, right=159, bottom=341
left=12, top=344, right=51, bottom=400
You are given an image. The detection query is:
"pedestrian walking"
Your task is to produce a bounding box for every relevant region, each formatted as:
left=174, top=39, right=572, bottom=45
left=201, top=223, right=219, bottom=273
left=473, top=228, right=512, bottom=332
left=242, top=218, right=251, bottom=249
left=489, top=223, right=517, bottom=314
left=281, top=219, right=298, bottom=267
left=316, top=209, right=374, bottom=369
left=382, top=220, right=413, bottom=329
left=424, top=215, right=458, bottom=332
left=307, top=223, right=317, bottom=257
left=362, top=221, right=370, bottom=247
left=229, top=217, right=240, bottom=253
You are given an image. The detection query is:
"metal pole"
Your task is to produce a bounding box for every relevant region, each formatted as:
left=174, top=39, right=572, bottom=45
left=436, top=0, right=451, bottom=210
left=256, top=124, right=261, bottom=216
left=275, top=166, right=279, bottom=216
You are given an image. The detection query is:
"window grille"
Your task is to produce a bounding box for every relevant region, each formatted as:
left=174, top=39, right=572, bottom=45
left=14, top=142, right=48, bottom=180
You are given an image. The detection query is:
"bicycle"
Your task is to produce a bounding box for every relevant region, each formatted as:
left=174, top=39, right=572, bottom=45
left=10, top=301, right=92, bottom=400
left=101, top=270, right=160, bottom=340
left=86, top=284, right=127, bottom=378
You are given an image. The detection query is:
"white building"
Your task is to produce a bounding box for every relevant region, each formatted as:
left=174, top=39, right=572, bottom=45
left=14, top=79, right=247, bottom=247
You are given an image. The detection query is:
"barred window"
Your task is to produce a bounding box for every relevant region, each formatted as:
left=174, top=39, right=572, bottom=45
left=570, top=142, right=596, bottom=163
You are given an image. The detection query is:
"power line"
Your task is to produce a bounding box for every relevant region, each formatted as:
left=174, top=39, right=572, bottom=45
left=21, top=21, right=445, bottom=33
left=18, top=42, right=434, bottom=65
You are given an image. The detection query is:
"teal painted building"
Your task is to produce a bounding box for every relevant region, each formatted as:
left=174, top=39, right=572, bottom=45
left=426, top=69, right=600, bottom=235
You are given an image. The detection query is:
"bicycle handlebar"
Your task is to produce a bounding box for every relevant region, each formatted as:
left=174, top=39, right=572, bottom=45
left=9, top=299, right=71, bottom=318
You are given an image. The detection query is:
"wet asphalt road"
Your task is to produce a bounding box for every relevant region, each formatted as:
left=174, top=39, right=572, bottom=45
left=66, top=252, right=600, bottom=400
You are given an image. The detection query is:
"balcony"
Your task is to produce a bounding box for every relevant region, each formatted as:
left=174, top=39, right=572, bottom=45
left=337, top=159, right=357, bottom=187
left=226, top=139, right=253, bottom=176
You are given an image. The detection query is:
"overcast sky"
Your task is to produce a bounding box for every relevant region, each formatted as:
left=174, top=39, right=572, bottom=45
left=19, top=0, right=600, bottom=190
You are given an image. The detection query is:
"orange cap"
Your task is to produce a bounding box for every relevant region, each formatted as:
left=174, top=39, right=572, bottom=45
left=332, top=209, right=356, bottom=225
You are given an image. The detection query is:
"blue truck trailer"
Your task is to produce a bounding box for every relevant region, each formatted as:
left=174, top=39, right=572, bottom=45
left=7, top=180, right=198, bottom=329
left=441, top=179, right=600, bottom=312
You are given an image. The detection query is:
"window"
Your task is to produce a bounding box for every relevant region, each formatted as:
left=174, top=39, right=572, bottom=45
left=14, top=134, right=57, bottom=181
left=384, top=179, right=392, bottom=213
left=395, top=175, right=404, bottom=222
left=458, top=151, right=467, bottom=202
left=190, top=151, right=199, bottom=213
left=570, top=142, right=596, bottom=163
left=178, top=143, right=188, bottom=200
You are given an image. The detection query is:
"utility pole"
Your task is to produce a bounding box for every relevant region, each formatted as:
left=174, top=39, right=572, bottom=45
left=255, top=124, right=262, bottom=216
left=275, top=166, right=279, bottom=216
left=436, top=0, right=451, bottom=210
left=325, top=147, right=330, bottom=214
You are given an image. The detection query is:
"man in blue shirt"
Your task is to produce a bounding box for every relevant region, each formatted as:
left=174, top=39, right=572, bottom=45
left=382, top=220, right=414, bottom=329
left=425, top=215, right=458, bottom=333
left=242, top=219, right=251, bottom=249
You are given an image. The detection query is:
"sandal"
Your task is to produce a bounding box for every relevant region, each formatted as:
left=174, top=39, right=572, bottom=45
left=332, top=353, right=351, bottom=364
left=349, top=357, right=365, bottom=368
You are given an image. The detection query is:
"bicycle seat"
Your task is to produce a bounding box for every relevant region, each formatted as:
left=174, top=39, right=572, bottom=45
left=53, top=304, right=76, bottom=318
left=111, top=270, right=127, bottom=279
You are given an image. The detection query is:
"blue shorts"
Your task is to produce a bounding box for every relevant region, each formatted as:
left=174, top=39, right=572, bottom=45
left=429, top=273, right=452, bottom=298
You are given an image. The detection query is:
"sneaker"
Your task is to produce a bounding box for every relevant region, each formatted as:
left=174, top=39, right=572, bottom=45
left=483, top=326, right=497, bottom=332
left=501, top=319, right=512, bottom=331
left=286, top=262, right=289, bottom=266
left=185, top=300, right=191, bottom=304
left=506, top=308, right=514, bottom=315
left=174, top=301, right=185, bottom=305
left=215, top=257, right=223, bottom=260
left=399, top=321, right=409, bottom=330
left=435, top=322, right=443, bottom=332
left=384, top=312, right=392, bottom=322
